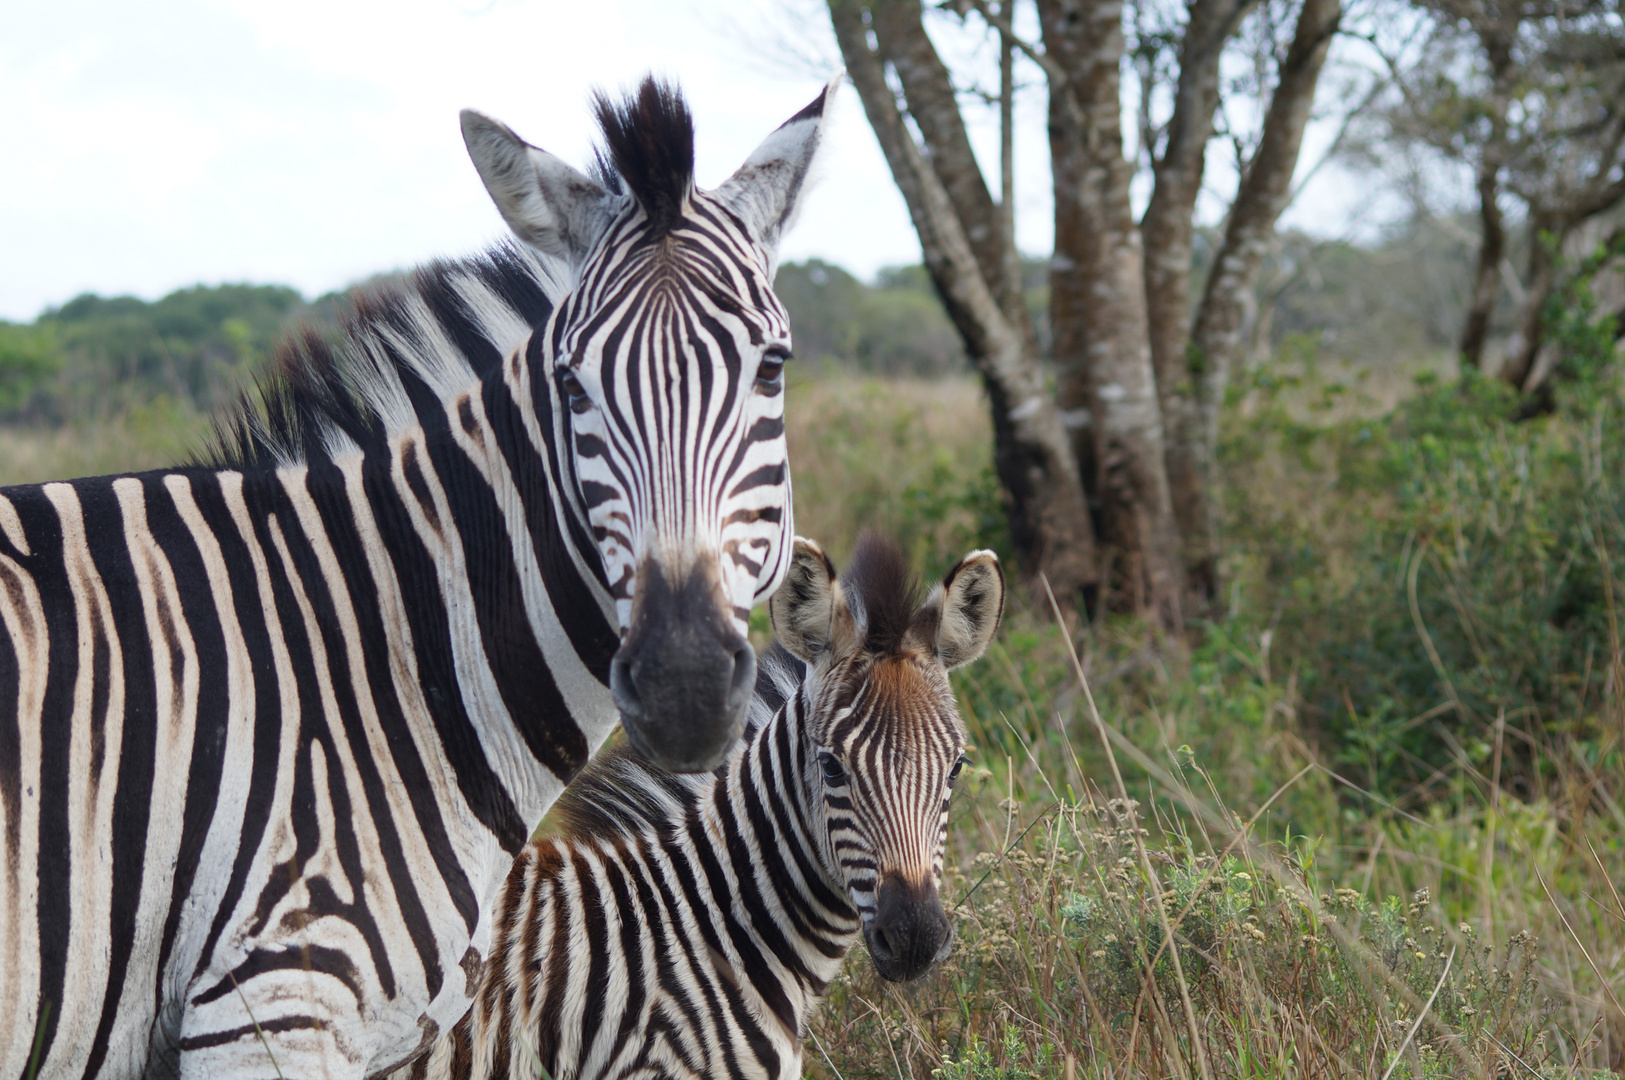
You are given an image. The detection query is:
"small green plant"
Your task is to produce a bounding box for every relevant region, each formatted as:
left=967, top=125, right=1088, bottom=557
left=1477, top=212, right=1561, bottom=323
left=933, top=1030, right=1053, bottom=1080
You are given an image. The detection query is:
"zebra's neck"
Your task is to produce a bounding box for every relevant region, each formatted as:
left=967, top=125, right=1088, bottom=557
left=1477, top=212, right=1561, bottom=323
left=698, top=675, right=863, bottom=1018
left=237, top=302, right=625, bottom=846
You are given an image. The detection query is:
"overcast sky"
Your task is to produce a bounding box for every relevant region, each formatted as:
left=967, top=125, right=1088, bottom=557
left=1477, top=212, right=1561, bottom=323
left=2, top=0, right=1370, bottom=322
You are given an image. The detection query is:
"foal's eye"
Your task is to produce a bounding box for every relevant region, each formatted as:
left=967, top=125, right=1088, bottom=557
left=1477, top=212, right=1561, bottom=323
left=756, top=346, right=790, bottom=393
left=558, top=369, right=591, bottom=414
left=818, top=753, right=847, bottom=785
left=947, top=756, right=968, bottom=787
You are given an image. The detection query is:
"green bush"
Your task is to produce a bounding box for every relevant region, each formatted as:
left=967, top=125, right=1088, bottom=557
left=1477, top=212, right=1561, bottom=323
left=0, top=322, right=61, bottom=414
left=775, top=260, right=967, bottom=376
left=1222, top=361, right=1625, bottom=792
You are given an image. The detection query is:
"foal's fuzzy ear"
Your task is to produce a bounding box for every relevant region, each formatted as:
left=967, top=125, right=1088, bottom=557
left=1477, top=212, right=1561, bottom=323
left=771, top=538, right=840, bottom=663
left=916, top=550, right=1004, bottom=669
left=461, top=110, right=618, bottom=268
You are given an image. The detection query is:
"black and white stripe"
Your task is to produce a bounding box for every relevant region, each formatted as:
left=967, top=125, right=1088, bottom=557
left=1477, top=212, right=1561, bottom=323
left=0, top=77, right=836, bottom=1080
left=401, top=534, right=1006, bottom=1080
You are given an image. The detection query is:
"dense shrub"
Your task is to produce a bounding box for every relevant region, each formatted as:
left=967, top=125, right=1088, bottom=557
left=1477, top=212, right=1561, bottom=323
left=1221, top=363, right=1625, bottom=793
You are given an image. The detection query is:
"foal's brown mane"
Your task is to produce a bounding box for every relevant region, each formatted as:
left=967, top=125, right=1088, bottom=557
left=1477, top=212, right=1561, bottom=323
left=840, top=532, right=925, bottom=656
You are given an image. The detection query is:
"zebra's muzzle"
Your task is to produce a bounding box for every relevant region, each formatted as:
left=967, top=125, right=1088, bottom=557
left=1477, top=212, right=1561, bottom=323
left=610, top=556, right=754, bottom=772
left=864, top=873, right=953, bottom=983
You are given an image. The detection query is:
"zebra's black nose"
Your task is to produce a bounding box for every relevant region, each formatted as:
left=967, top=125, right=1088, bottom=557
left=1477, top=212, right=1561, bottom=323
left=864, top=874, right=953, bottom=982
left=611, top=556, right=753, bottom=773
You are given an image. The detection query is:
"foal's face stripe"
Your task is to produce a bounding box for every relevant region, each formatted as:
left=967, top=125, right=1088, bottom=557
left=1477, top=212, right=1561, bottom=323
left=811, top=655, right=966, bottom=911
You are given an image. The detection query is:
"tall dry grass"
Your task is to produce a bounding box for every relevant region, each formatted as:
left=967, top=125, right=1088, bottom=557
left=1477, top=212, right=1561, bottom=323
left=0, top=398, right=213, bottom=487
left=777, top=366, right=1625, bottom=1079
left=807, top=617, right=1625, bottom=1077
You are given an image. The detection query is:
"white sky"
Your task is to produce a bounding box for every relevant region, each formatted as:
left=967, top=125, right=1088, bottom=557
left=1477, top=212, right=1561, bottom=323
left=0, top=0, right=1371, bottom=322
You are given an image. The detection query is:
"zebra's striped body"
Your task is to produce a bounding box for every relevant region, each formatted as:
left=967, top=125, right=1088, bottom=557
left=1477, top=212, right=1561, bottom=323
left=400, top=534, right=1006, bottom=1080
left=0, top=78, right=835, bottom=1080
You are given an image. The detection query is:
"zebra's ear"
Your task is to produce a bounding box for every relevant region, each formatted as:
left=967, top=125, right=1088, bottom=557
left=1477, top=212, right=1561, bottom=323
left=461, top=110, right=618, bottom=267
left=771, top=537, right=840, bottom=663
left=918, top=550, right=1004, bottom=669
left=712, top=74, right=841, bottom=272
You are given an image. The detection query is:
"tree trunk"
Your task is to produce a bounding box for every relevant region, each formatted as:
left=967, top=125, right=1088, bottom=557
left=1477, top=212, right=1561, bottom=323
left=1459, top=20, right=1517, bottom=373
left=829, top=0, right=1101, bottom=603
left=1142, top=0, right=1256, bottom=602
left=1460, top=162, right=1508, bottom=372
left=1503, top=176, right=1625, bottom=391
left=1186, top=0, right=1341, bottom=591
left=1501, top=209, right=1566, bottom=392
left=869, top=0, right=1025, bottom=315
left=1039, top=0, right=1186, bottom=630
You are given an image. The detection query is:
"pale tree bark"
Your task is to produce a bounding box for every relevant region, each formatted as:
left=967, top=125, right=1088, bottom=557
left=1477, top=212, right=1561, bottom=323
left=1184, top=0, right=1342, bottom=592
left=1142, top=0, right=1257, bottom=603
left=829, top=0, right=1100, bottom=602
left=1502, top=171, right=1625, bottom=391
left=1501, top=207, right=1565, bottom=392
left=868, top=1, right=1025, bottom=314
left=1457, top=11, right=1519, bottom=371
left=999, top=15, right=1022, bottom=314
left=1039, top=0, right=1187, bottom=630
left=1495, top=181, right=1625, bottom=391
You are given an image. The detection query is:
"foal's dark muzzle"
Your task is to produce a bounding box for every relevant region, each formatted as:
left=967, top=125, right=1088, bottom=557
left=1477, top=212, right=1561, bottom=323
left=864, top=874, right=953, bottom=983
left=609, top=557, right=754, bottom=773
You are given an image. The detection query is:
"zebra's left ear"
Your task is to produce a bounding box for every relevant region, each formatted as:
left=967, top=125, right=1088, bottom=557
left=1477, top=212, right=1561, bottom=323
left=771, top=538, right=839, bottom=663
left=917, top=551, right=1005, bottom=670
left=713, top=74, right=842, bottom=272
left=461, top=109, right=618, bottom=268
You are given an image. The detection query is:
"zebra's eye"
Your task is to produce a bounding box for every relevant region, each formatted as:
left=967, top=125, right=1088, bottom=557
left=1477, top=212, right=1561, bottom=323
left=755, top=347, right=790, bottom=392
left=558, top=369, right=591, bottom=414
left=948, top=756, right=967, bottom=787
left=818, top=752, right=847, bottom=785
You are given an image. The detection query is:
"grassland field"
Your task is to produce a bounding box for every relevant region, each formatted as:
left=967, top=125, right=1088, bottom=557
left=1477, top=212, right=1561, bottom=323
left=1, top=357, right=1621, bottom=1079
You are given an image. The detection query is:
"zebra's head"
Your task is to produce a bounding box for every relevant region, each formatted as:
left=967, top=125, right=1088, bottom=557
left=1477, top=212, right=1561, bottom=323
left=461, top=76, right=838, bottom=772
left=771, top=534, right=1005, bottom=983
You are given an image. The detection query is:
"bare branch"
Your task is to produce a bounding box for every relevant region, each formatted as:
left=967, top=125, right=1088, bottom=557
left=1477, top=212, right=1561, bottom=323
left=1284, top=67, right=1390, bottom=211
left=959, top=0, right=1069, bottom=83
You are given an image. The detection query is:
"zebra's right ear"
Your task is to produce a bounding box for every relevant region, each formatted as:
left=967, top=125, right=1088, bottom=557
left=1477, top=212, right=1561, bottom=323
left=712, top=74, right=841, bottom=273
left=919, top=550, right=1004, bottom=670
left=461, top=110, right=618, bottom=268
left=771, top=538, right=840, bottom=663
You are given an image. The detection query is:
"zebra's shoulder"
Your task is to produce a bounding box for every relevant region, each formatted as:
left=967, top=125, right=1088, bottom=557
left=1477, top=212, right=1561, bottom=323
left=197, top=241, right=568, bottom=471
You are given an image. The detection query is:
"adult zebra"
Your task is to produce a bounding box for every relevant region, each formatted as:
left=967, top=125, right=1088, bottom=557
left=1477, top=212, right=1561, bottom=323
left=397, top=534, right=1005, bottom=1080
left=0, top=76, right=836, bottom=1080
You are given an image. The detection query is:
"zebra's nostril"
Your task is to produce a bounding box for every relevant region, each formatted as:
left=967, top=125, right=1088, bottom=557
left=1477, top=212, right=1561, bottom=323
left=609, top=654, right=645, bottom=723
left=726, top=641, right=755, bottom=714
left=868, top=925, right=893, bottom=960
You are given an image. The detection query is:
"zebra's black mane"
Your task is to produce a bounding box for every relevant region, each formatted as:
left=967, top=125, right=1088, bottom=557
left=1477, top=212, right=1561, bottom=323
left=198, top=76, right=698, bottom=475
left=197, top=242, right=564, bottom=471
left=843, top=531, right=925, bottom=656
left=591, top=77, right=696, bottom=236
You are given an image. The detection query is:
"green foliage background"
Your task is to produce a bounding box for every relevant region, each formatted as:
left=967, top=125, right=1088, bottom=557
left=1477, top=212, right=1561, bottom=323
left=2, top=236, right=1622, bottom=1075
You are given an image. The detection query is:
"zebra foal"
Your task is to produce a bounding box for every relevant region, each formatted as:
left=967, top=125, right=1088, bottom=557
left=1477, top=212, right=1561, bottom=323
left=0, top=76, right=837, bottom=1079
left=400, top=533, right=1006, bottom=1080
